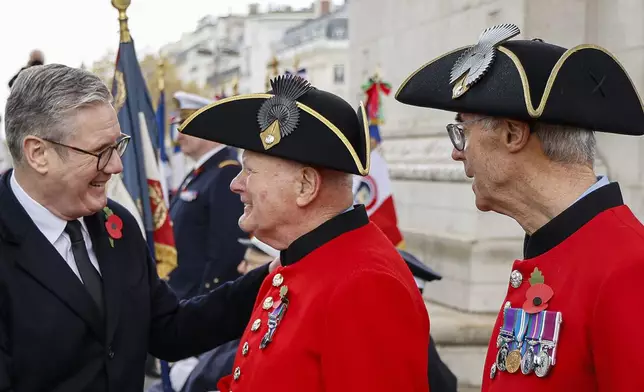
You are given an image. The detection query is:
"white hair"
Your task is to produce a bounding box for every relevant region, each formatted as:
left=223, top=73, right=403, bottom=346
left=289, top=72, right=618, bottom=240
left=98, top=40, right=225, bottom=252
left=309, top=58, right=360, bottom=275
left=482, top=118, right=596, bottom=166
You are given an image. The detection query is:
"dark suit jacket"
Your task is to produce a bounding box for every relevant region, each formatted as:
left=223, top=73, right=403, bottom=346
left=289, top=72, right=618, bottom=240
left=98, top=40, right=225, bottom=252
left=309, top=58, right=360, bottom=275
left=0, top=170, right=268, bottom=392
left=169, top=147, right=247, bottom=299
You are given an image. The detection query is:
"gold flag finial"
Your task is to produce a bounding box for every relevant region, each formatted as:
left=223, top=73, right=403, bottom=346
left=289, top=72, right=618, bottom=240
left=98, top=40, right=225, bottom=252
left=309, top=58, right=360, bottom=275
left=111, top=0, right=132, bottom=43
left=157, top=57, right=165, bottom=91
left=293, top=55, right=300, bottom=70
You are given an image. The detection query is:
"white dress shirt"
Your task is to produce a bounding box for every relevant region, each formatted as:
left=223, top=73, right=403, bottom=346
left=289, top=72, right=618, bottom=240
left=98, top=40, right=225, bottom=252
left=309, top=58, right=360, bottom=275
left=10, top=172, right=102, bottom=282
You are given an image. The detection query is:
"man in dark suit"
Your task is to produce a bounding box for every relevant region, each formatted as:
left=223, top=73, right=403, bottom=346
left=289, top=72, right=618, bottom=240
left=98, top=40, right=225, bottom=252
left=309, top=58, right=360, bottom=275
left=168, top=92, right=247, bottom=299
left=0, top=64, right=276, bottom=392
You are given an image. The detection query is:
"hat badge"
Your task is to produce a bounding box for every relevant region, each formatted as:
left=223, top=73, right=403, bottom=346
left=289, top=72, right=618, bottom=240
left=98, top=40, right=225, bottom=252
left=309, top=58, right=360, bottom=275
left=257, top=74, right=313, bottom=150
left=449, top=23, right=521, bottom=99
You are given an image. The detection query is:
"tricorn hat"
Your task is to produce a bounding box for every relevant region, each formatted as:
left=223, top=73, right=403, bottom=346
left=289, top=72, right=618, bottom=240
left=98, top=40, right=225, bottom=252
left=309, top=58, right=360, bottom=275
left=395, top=24, right=644, bottom=135
left=178, top=74, right=371, bottom=175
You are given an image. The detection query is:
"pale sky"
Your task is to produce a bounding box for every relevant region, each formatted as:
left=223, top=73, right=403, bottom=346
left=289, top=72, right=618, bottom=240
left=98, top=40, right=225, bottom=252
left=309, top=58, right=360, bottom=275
left=0, top=0, right=320, bottom=120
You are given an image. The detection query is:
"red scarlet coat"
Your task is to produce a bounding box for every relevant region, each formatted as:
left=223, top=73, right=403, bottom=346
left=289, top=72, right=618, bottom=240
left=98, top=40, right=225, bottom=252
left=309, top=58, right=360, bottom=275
left=483, top=183, right=644, bottom=391
left=218, top=206, right=430, bottom=392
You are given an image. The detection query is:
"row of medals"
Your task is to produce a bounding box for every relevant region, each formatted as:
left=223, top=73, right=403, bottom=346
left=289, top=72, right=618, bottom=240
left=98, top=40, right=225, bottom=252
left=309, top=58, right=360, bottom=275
left=492, top=334, right=553, bottom=379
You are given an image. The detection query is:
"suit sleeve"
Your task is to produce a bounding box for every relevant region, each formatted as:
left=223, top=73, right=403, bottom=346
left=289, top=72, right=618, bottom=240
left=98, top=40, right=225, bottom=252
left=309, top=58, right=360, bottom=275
left=202, top=164, right=247, bottom=284
left=321, top=270, right=430, bottom=392
left=109, top=202, right=267, bottom=362
left=591, top=260, right=644, bottom=391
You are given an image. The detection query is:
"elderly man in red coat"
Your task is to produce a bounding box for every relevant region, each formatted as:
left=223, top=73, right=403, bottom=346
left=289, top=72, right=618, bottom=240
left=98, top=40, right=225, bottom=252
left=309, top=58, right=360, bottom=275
left=179, top=75, right=430, bottom=392
left=396, top=24, right=644, bottom=391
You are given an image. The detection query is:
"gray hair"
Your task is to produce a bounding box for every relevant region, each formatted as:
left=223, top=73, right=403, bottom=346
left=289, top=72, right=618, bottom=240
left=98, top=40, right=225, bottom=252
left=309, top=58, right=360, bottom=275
left=482, top=118, right=596, bottom=166
left=4, top=64, right=113, bottom=165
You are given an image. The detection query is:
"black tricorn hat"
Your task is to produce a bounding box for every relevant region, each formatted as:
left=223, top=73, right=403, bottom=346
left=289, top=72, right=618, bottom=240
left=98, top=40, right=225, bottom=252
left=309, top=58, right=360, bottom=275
left=178, top=74, right=371, bottom=175
left=395, top=24, right=644, bottom=135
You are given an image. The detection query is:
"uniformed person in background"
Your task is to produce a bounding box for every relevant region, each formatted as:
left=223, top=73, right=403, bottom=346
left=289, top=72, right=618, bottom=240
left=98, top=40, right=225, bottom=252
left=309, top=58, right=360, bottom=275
left=168, top=91, right=247, bottom=299
left=396, top=23, right=644, bottom=391
left=179, top=74, right=430, bottom=392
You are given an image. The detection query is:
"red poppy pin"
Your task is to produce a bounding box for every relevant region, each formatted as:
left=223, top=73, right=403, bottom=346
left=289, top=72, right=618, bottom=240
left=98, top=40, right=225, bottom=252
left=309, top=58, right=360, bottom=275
left=523, top=267, right=554, bottom=314
left=102, top=207, right=123, bottom=247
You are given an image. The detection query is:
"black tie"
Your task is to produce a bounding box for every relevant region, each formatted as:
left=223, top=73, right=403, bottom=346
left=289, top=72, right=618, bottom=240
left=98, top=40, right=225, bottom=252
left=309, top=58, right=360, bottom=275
left=65, top=220, right=104, bottom=317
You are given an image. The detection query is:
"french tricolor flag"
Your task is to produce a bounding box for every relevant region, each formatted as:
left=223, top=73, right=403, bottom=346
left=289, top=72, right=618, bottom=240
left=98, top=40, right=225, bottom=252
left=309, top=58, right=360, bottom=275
left=353, top=142, right=404, bottom=248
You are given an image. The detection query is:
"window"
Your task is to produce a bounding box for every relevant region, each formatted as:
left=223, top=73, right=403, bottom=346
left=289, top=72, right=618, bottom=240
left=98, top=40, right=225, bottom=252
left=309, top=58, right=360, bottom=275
left=333, top=64, right=345, bottom=84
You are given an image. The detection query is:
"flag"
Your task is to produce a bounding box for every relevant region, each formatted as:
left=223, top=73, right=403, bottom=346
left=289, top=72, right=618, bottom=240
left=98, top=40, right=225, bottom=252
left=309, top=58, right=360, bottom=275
left=110, top=36, right=178, bottom=280
left=353, top=73, right=404, bottom=248
left=156, top=88, right=171, bottom=206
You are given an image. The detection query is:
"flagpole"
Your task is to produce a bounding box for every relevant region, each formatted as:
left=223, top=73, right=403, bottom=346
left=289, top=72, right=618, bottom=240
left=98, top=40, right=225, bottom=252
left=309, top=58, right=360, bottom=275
left=111, top=0, right=132, bottom=43
left=111, top=2, right=174, bottom=390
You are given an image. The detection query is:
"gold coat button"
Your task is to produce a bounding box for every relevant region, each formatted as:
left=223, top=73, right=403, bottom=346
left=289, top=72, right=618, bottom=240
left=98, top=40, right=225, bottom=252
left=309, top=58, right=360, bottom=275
left=272, top=273, right=284, bottom=287
left=263, top=296, right=274, bottom=310
left=251, top=318, right=261, bottom=332
left=205, top=283, right=211, bottom=289
left=233, top=366, right=241, bottom=381
left=214, top=278, right=220, bottom=284
left=242, top=341, right=249, bottom=356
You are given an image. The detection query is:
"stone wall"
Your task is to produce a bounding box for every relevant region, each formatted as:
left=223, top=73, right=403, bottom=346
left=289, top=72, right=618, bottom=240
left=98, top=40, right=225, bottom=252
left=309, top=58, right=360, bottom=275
left=349, top=0, right=644, bottom=312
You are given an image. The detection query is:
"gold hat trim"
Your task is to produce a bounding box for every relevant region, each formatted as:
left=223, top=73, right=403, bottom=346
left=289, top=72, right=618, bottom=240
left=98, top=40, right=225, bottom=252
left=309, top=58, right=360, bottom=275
left=178, top=94, right=371, bottom=176
left=498, top=44, right=644, bottom=118
left=396, top=44, right=643, bottom=118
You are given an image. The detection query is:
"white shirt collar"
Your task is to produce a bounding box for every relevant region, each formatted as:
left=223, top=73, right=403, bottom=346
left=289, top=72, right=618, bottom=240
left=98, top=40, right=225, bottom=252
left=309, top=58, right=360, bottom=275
left=10, top=171, right=89, bottom=245
left=194, top=145, right=226, bottom=170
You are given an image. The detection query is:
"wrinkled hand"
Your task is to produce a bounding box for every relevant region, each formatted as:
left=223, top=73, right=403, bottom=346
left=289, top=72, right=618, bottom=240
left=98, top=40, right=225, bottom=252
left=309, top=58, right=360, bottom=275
left=268, top=257, right=282, bottom=273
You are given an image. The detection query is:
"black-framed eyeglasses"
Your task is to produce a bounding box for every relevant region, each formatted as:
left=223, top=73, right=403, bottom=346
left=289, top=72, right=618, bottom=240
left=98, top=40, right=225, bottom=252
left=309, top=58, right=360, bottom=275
left=43, top=134, right=131, bottom=171
left=445, top=117, right=490, bottom=151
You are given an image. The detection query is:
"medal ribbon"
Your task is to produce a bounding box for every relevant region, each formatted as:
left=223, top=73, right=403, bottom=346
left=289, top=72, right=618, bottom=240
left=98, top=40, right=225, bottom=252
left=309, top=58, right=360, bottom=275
left=501, top=308, right=517, bottom=336
left=541, top=310, right=562, bottom=365
left=511, top=309, right=527, bottom=351
left=260, top=301, right=288, bottom=349
left=522, top=311, right=545, bottom=355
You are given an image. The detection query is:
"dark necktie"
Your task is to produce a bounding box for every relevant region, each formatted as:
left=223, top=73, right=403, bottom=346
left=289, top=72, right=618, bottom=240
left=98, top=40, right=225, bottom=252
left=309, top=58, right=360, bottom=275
left=65, top=220, right=104, bottom=317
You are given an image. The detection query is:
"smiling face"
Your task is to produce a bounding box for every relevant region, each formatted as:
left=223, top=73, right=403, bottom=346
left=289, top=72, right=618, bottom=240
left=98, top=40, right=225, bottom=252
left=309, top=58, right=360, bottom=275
left=230, top=150, right=301, bottom=242
left=42, top=103, right=124, bottom=219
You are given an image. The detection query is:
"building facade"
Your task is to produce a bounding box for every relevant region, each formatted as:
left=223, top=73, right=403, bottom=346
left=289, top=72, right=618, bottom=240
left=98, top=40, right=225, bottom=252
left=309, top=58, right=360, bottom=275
left=274, top=1, right=350, bottom=101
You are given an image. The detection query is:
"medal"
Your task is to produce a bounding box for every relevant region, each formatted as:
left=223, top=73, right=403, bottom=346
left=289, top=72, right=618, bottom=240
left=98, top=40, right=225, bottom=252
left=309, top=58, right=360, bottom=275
left=505, top=308, right=527, bottom=373
left=534, top=349, right=551, bottom=377
left=259, top=286, right=289, bottom=350
left=495, top=307, right=517, bottom=372
left=534, top=310, right=562, bottom=377
left=521, top=311, right=545, bottom=374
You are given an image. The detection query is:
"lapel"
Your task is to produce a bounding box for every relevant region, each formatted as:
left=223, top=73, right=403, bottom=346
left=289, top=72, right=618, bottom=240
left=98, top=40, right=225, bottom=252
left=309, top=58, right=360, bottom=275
left=0, top=171, right=105, bottom=341
left=170, top=147, right=230, bottom=209
left=84, top=210, right=124, bottom=344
